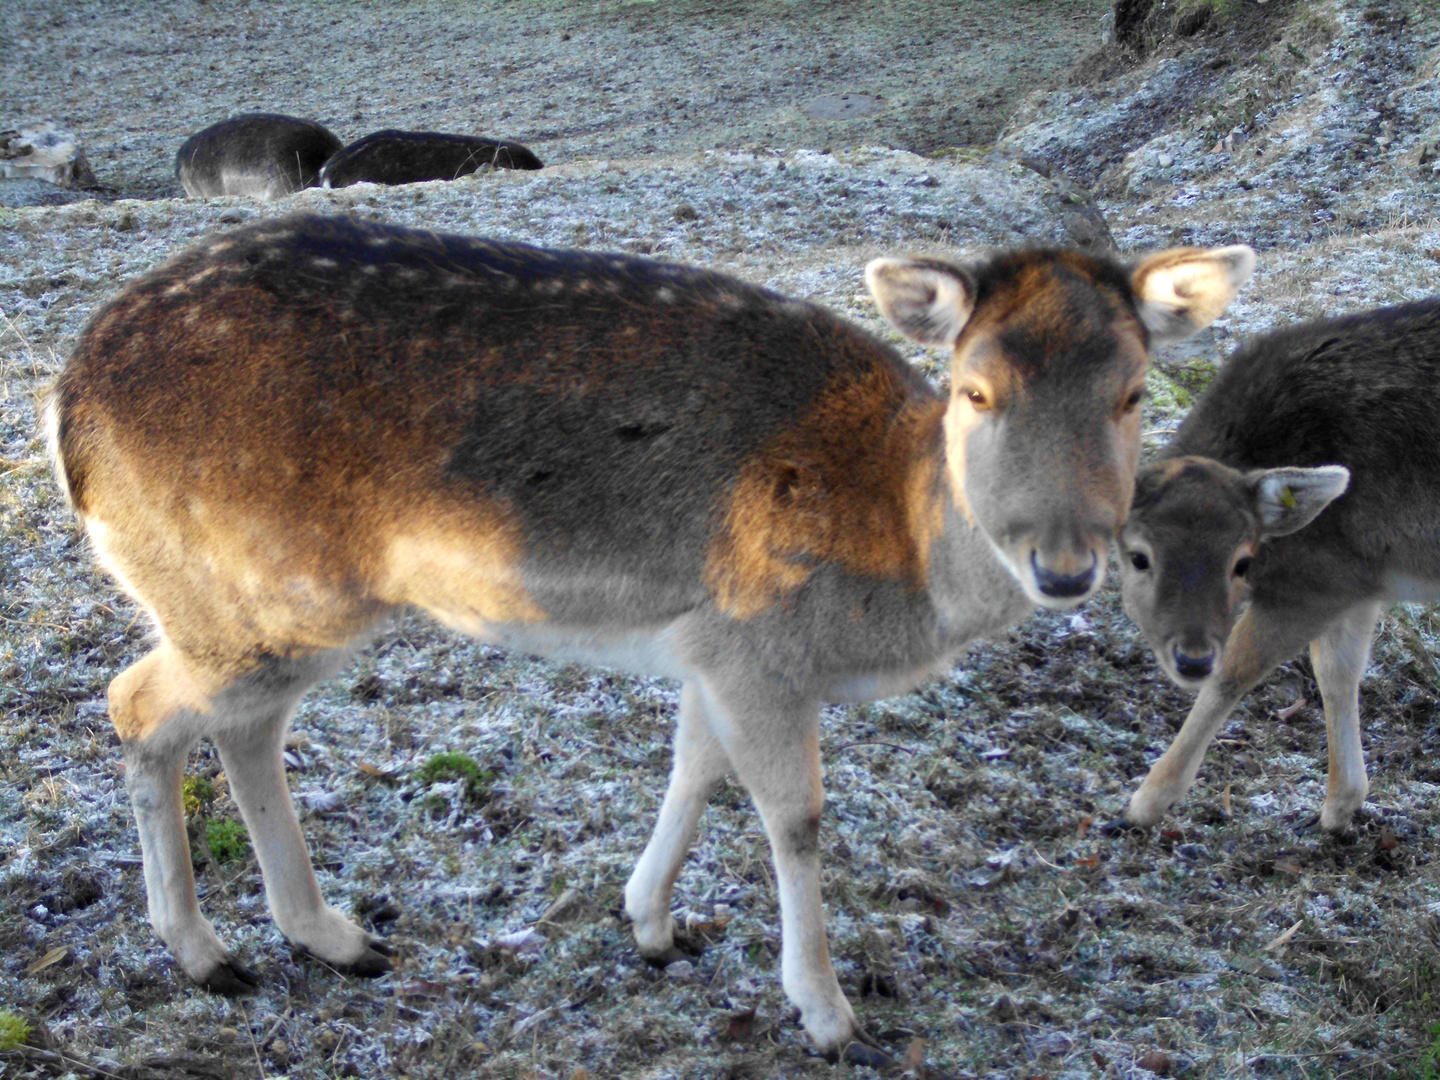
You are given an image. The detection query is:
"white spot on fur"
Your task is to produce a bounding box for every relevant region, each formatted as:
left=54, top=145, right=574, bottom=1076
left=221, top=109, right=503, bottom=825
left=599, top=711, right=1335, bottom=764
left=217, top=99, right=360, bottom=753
left=311, top=257, right=339, bottom=269
left=655, top=286, right=675, bottom=303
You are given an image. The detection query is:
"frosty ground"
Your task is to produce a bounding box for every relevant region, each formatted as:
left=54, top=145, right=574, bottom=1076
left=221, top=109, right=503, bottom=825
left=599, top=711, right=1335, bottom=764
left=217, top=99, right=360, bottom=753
left=4, top=2, right=1440, bottom=1078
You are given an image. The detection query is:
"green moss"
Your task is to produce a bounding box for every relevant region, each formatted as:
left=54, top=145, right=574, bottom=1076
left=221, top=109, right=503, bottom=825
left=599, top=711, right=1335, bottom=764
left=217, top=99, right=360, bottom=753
left=0, top=1011, right=31, bottom=1050
left=1146, top=357, right=1218, bottom=415
left=416, top=752, right=494, bottom=803
left=182, top=774, right=216, bottom=818
left=204, top=819, right=250, bottom=864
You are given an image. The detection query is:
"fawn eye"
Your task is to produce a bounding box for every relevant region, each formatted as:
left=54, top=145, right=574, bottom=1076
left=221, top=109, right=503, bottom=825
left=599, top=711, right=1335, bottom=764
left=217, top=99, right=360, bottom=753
left=1123, top=387, right=1145, bottom=411
left=1128, top=551, right=1150, bottom=571
left=1233, top=556, right=1253, bottom=577
left=965, top=388, right=989, bottom=410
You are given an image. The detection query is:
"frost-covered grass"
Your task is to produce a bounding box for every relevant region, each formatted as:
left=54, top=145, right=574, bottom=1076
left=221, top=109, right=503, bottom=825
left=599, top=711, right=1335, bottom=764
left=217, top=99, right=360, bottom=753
left=5, top=1, right=1440, bottom=1078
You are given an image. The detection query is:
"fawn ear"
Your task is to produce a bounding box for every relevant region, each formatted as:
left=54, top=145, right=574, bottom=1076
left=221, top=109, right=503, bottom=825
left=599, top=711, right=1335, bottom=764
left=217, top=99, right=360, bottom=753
left=1247, top=465, right=1350, bottom=538
left=1131, top=245, right=1256, bottom=348
left=865, top=257, right=977, bottom=347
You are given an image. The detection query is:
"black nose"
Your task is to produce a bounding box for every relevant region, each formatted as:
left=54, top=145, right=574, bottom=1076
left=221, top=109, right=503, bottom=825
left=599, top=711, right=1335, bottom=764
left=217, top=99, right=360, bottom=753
left=1173, top=647, right=1215, bottom=681
left=1031, top=552, right=1097, bottom=599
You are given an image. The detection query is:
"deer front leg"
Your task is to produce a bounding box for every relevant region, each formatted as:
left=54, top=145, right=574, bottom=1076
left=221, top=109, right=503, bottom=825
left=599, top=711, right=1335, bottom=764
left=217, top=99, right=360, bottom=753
left=1127, top=605, right=1318, bottom=827
left=1310, top=601, right=1382, bottom=833
left=694, top=677, right=886, bottom=1066
left=625, top=679, right=733, bottom=963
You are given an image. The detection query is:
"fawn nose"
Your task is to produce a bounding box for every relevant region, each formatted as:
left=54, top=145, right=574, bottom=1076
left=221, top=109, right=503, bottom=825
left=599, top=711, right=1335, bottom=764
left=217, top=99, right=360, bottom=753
left=1030, top=551, right=1098, bottom=600
left=1172, top=645, right=1215, bottom=681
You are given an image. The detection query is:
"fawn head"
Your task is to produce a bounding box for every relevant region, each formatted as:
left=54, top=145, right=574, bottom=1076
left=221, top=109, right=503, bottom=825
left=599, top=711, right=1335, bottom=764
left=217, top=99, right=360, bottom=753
left=1121, top=456, right=1349, bottom=686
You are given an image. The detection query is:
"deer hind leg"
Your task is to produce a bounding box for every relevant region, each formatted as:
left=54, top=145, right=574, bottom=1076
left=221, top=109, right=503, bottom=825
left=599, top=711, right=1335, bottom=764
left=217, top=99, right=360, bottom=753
left=113, top=640, right=384, bottom=990
left=1311, top=600, right=1382, bottom=833
left=624, top=680, right=733, bottom=963
left=1127, top=604, right=1320, bottom=827
left=687, top=676, right=881, bottom=1064
left=112, top=643, right=254, bottom=991
left=206, top=647, right=391, bottom=976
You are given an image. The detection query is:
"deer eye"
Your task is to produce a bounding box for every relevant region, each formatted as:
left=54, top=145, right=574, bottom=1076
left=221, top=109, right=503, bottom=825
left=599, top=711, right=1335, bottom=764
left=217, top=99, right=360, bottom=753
left=1123, top=388, right=1145, bottom=412
left=1233, top=556, right=1253, bottom=578
left=1128, top=551, right=1150, bottom=572
left=965, top=388, right=990, bottom=410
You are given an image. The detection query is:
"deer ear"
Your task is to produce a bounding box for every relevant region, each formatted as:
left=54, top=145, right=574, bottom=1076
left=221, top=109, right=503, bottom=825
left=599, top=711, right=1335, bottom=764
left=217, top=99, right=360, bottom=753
left=865, top=257, right=977, bottom=347
left=1247, top=465, right=1350, bottom=538
left=1131, top=244, right=1256, bottom=348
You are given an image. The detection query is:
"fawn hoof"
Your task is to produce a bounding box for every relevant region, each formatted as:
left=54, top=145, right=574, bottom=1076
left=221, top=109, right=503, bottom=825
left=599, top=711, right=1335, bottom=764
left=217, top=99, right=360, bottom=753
left=827, top=1028, right=892, bottom=1068
left=1098, top=816, right=1146, bottom=838
left=292, top=939, right=395, bottom=977
left=196, top=956, right=260, bottom=996
left=336, top=944, right=396, bottom=978
left=641, top=928, right=705, bottom=968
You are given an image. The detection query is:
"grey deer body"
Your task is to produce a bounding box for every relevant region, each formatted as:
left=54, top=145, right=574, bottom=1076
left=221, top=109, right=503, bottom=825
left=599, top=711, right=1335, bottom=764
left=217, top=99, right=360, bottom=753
left=176, top=114, right=343, bottom=200
left=50, top=213, right=1250, bottom=1061
left=1121, top=299, right=1440, bottom=833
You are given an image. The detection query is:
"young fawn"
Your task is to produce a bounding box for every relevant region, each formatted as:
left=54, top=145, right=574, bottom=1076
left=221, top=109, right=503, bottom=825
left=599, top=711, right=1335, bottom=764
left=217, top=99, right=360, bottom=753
left=1120, top=299, right=1440, bottom=834
left=50, top=213, right=1251, bottom=1062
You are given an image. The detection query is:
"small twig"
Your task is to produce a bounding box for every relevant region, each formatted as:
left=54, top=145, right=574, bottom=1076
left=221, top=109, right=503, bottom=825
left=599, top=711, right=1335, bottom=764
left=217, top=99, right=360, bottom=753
left=238, top=1002, right=269, bottom=1080
left=1275, top=697, right=1307, bottom=721
left=831, top=740, right=916, bottom=755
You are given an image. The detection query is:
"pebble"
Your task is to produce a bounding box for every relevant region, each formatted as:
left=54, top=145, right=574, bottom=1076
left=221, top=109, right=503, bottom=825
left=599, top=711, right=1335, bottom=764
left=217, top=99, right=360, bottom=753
left=1157, top=153, right=1175, bottom=168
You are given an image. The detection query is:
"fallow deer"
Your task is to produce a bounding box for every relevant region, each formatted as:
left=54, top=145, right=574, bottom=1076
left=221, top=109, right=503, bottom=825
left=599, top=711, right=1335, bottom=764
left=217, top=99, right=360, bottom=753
left=1120, top=299, right=1440, bottom=834
left=49, top=212, right=1251, bottom=1063
left=318, top=130, right=543, bottom=188
left=176, top=114, right=343, bottom=200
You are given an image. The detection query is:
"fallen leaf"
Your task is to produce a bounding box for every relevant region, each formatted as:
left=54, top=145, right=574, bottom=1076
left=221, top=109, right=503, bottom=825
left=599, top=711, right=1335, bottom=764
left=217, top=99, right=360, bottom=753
left=1380, top=825, right=1399, bottom=851
left=1263, top=918, right=1304, bottom=952
left=1228, top=954, right=1285, bottom=980
left=1076, top=816, right=1094, bottom=839
left=1160, top=829, right=1183, bottom=841
left=396, top=978, right=450, bottom=1001
left=726, top=1008, right=757, bottom=1041
left=1275, top=861, right=1303, bottom=875
left=568, top=1070, right=592, bottom=1080
left=1074, top=855, right=1101, bottom=869
left=1137, top=1049, right=1172, bottom=1075
left=900, top=1037, right=927, bottom=1074
left=1093, top=1049, right=1109, bottom=1068
left=25, top=945, right=69, bottom=974
left=1222, top=783, right=1232, bottom=817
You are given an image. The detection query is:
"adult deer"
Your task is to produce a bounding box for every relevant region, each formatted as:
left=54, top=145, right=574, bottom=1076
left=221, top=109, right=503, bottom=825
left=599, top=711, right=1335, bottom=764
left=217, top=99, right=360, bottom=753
left=1120, top=300, right=1440, bottom=834
left=50, top=213, right=1251, bottom=1063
